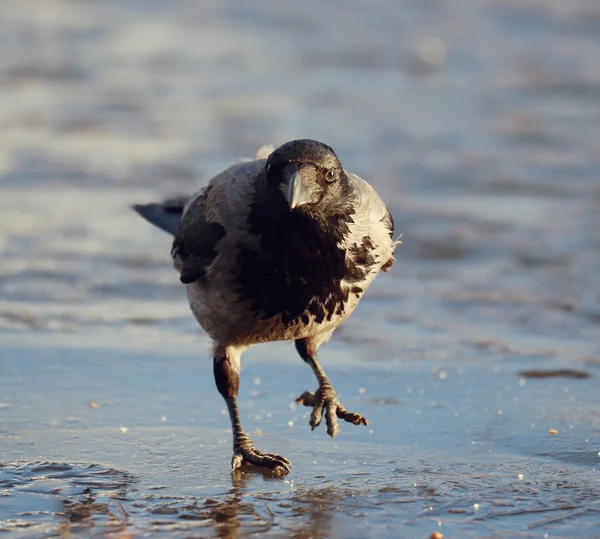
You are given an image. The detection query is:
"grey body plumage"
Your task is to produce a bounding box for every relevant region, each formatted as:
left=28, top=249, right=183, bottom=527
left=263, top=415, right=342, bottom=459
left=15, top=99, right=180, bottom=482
left=132, top=140, right=398, bottom=474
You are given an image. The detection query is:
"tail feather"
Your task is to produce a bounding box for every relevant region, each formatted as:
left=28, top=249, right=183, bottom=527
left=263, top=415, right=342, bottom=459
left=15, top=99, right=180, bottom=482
left=131, top=196, right=188, bottom=236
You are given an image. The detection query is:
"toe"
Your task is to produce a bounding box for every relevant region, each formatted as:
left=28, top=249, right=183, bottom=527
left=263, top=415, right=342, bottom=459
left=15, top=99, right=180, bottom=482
left=241, top=450, right=292, bottom=474
left=336, top=407, right=369, bottom=427
left=310, top=401, right=324, bottom=430
left=256, top=453, right=291, bottom=474
left=278, top=455, right=292, bottom=467
left=296, top=391, right=318, bottom=407
left=231, top=453, right=244, bottom=471
left=325, top=401, right=339, bottom=438
left=270, top=455, right=292, bottom=473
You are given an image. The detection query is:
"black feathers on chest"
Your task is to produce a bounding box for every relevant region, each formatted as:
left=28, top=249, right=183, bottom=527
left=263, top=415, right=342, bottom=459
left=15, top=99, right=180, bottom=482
left=236, top=203, right=372, bottom=324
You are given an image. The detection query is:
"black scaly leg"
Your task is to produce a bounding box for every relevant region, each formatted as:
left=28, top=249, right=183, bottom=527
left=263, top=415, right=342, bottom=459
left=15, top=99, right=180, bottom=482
left=295, top=338, right=368, bottom=438
left=213, top=347, right=291, bottom=474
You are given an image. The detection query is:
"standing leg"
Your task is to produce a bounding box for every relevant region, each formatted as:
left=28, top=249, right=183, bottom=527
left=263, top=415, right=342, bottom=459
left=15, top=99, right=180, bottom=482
left=213, top=345, right=291, bottom=474
left=295, top=337, right=368, bottom=438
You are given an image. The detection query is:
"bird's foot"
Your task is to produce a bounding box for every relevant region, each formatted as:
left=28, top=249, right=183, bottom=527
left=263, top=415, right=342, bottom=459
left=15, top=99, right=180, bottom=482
left=296, top=381, right=368, bottom=438
left=231, top=433, right=291, bottom=475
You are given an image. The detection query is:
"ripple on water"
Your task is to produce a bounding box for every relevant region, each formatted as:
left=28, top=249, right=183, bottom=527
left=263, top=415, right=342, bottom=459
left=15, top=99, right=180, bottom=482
left=0, top=462, right=135, bottom=536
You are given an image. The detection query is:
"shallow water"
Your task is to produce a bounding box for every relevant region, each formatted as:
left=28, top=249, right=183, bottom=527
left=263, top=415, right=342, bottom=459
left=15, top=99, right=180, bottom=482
left=1, top=0, right=600, bottom=537
left=2, top=343, right=599, bottom=537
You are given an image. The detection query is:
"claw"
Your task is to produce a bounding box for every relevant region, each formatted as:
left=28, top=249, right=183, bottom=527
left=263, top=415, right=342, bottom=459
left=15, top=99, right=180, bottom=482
left=232, top=446, right=291, bottom=475
left=336, top=406, right=369, bottom=427
left=325, top=401, right=339, bottom=438
left=310, top=402, right=324, bottom=430
left=325, top=402, right=335, bottom=437
left=297, top=384, right=368, bottom=437
left=231, top=452, right=245, bottom=471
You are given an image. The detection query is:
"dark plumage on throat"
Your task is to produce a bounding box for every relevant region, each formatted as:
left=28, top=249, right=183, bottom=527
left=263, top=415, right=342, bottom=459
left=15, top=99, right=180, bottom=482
left=238, top=206, right=362, bottom=324
left=241, top=140, right=360, bottom=324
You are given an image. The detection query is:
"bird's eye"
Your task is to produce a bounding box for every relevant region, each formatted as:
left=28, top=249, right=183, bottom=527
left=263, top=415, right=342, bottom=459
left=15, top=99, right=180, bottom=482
left=325, top=168, right=337, bottom=183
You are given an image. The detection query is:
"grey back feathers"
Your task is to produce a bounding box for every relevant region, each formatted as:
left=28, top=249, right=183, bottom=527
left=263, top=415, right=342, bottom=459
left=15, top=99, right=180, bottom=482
left=171, top=184, right=227, bottom=284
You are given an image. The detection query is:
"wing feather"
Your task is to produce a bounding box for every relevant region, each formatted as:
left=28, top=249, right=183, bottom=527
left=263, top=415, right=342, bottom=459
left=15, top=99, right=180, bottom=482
left=172, top=159, right=265, bottom=284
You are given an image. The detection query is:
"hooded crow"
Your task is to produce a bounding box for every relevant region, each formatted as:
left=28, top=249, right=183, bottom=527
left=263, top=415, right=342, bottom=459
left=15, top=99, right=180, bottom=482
left=132, top=139, right=398, bottom=474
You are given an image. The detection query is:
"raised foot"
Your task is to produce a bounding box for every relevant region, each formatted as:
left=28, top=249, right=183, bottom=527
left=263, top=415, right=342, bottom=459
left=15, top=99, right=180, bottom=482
left=231, top=439, right=291, bottom=475
left=296, top=384, right=368, bottom=438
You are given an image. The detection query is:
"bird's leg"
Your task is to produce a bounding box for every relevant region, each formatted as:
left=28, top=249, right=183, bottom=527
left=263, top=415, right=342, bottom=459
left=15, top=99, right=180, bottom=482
left=214, top=348, right=291, bottom=474
left=294, top=338, right=368, bottom=438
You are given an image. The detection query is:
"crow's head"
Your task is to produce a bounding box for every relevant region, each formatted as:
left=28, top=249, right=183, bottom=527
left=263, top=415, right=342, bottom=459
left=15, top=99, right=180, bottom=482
left=265, top=139, right=351, bottom=211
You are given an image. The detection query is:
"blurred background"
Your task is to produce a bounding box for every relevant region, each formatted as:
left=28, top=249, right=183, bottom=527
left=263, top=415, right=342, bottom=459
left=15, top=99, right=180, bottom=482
left=1, top=1, right=599, bottom=537
left=0, top=0, right=599, bottom=350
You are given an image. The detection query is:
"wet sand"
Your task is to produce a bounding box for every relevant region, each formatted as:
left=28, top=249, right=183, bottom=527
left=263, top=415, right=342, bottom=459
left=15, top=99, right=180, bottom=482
left=1, top=0, right=600, bottom=537
left=2, top=338, right=599, bottom=537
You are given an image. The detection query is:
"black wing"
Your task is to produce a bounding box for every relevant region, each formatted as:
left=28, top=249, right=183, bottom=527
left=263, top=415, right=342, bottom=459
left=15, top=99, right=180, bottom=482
left=171, top=186, right=226, bottom=284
